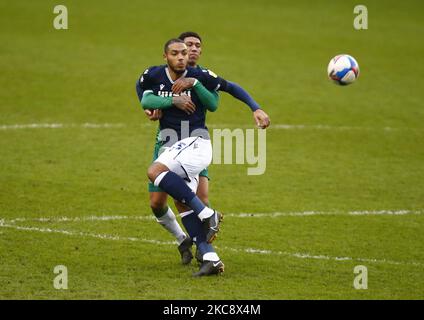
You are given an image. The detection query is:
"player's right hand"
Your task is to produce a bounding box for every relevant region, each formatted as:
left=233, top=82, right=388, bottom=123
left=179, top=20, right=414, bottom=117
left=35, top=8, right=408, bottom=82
left=144, top=109, right=162, bottom=121
left=172, top=95, right=196, bottom=114
left=253, top=109, right=271, bottom=129
left=172, top=77, right=196, bottom=94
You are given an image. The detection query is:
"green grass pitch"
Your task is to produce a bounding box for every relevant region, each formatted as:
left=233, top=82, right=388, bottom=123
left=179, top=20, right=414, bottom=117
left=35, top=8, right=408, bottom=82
left=1, top=0, right=424, bottom=299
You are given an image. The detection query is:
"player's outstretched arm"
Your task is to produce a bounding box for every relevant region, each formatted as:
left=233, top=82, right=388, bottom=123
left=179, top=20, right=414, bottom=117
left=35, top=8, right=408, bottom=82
left=220, top=81, right=260, bottom=111
left=220, top=80, right=270, bottom=128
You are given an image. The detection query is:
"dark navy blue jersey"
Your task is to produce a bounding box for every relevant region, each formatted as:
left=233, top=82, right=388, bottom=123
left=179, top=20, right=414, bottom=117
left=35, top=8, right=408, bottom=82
left=196, top=65, right=230, bottom=91
left=136, top=65, right=222, bottom=140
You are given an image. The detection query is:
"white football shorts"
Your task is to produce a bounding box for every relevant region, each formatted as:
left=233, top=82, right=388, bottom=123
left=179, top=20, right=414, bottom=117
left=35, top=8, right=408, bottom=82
left=155, top=136, right=212, bottom=191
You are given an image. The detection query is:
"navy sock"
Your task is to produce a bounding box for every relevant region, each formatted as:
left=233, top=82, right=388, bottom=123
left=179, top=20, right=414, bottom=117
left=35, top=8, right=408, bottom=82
left=197, top=241, right=215, bottom=256
left=181, top=212, right=206, bottom=243
left=187, top=196, right=207, bottom=215
left=181, top=212, right=214, bottom=256
left=158, top=171, right=206, bottom=214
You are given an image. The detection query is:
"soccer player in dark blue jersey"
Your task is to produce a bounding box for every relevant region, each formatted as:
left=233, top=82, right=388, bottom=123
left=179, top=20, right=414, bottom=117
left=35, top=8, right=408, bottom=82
left=137, top=39, right=225, bottom=276
left=139, top=32, right=270, bottom=267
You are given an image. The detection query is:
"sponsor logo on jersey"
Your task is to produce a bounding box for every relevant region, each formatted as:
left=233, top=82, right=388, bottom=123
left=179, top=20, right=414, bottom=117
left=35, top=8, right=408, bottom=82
left=158, top=90, right=191, bottom=97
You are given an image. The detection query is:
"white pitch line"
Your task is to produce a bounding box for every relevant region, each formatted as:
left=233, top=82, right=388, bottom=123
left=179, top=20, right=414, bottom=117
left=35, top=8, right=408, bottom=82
left=1, top=122, right=423, bottom=132
left=209, top=123, right=424, bottom=132
left=0, top=222, right=174, bottom=246
left=227, top=209, right=424, bottom=218
left=3, top=209, right=423, bottom=224
left=348, top=210, right=422, bottom=216
left=220, top=246, right=422, bottom=267
left=0, top=220, right=421, bottom=267
left=0, top=123, right=126, bottom=130
left=210, top=124, right=370, bottom=131
left=6, top=215, right=154, bottom=224
left=270, top=124, right=419, bottom=132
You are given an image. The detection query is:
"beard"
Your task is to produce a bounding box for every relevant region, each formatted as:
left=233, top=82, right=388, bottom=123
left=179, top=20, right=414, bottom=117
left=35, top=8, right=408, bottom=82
left=174, top=68, right=185, bottom=74
left=169, top=65, right=186, bottom=74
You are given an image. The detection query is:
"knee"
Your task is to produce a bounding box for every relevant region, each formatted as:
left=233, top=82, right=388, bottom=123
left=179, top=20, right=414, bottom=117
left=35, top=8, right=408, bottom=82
left=147, top=163, right=169, bottom=183
left=147, top=165, right=159, bottom=183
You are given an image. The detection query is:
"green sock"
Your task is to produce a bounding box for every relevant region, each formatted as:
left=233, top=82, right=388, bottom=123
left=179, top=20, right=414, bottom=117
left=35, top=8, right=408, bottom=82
left=151, top=206, right=168, bottom=219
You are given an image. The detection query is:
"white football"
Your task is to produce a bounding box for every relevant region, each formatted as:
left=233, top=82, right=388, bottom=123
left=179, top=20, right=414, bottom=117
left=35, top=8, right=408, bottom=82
left=327, top=54, right=360, bottom=85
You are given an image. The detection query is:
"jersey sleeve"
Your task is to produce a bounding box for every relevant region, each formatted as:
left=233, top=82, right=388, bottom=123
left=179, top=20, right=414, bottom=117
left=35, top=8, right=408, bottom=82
left=192, top=81, right=219, bottom=112
left=135, top=67, right=154, bottom=102
left=197, top=68, right=222, bottom=92
left=217, top=79, right=261, bottom=111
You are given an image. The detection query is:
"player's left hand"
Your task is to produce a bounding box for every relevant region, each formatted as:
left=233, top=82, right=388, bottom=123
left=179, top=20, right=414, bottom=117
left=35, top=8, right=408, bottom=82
left=253, top=109, right=270, bottom=129
left=172, top=77, right=196, bottom=94
left=144, top=109, right=162, bottom=121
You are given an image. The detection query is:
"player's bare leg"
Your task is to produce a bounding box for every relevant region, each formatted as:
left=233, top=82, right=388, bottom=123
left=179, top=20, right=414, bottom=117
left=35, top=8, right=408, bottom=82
left=196, top=176, right=209, bottom=206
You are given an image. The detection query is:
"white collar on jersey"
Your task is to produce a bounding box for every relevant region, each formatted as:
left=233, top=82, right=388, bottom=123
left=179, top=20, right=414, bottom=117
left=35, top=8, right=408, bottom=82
left=165, top=67, right=188, bottom=84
